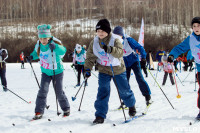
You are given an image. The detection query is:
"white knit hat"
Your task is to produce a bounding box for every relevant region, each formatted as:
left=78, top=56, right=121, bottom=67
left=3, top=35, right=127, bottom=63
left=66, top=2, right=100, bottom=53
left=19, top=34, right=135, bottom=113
left=76, top=44, right=82, bottom=51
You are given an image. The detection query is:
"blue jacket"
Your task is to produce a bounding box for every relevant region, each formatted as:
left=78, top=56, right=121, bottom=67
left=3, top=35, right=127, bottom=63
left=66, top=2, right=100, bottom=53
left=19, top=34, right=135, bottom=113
left=156, top=51, right=165, bottom=62
left=169, top=32, right=200, bottom=71
left=123, top=36, right=146, bottom=68
left=186, top=50, right=194, bottom=61
left=169, top=32, right=200, bottom=59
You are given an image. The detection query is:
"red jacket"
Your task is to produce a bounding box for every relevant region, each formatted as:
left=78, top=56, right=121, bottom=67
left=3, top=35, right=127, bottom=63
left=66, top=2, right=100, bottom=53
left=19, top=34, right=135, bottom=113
left=20, top=53, right=24, bottom=61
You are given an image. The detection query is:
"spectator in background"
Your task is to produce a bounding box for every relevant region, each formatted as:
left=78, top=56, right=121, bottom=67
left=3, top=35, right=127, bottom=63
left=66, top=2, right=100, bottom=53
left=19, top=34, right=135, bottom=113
left=20, top=51, right=25, bottom=69
left=156, top=49, right=165, bottom=71
left=0, top=42, right=8, bottom=92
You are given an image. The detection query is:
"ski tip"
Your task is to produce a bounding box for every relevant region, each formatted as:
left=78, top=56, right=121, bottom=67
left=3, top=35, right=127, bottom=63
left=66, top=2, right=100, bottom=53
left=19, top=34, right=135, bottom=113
left=124, top=120, right=131, bottom=123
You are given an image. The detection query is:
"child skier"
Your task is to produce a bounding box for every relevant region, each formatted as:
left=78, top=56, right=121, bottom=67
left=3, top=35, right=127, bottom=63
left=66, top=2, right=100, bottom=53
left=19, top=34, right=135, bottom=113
left=84, top=19, right=136, bottom=124
left=20, top=51, right=25, bottom=69
left=162, top=54, right=174, bottom=86
left=113, top=26, right=152, bottom=108
left=72, top=44, right=86, bottom=87
left=168, top=17, right=200, bottom=120
left=0, top=43, right=8, bottom=92
left=26, top=24, right=70, bottom=120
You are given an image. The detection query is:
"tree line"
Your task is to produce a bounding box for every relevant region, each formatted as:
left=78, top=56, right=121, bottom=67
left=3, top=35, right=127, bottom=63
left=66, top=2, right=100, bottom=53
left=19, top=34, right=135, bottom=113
left=0, top=0, right=200, bottom=62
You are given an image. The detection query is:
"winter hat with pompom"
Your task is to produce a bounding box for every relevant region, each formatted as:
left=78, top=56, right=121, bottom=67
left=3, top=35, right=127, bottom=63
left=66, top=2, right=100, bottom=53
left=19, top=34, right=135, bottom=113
left=37, top=24, right=52, bottom=38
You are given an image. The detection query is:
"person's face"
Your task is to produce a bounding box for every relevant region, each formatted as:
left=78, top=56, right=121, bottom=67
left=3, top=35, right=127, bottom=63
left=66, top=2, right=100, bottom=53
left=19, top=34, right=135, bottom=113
left=77, top=50, right=81, bottom=54
left=97, top=29, right=108, bottom=39
left=39, top=38, right=50, bottom=45
left=192, top=23, right=200, bottom=35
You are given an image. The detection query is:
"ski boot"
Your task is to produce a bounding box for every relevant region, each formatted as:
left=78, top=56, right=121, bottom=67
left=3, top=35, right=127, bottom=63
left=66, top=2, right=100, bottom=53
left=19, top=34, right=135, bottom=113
left=145, top=95, right=153, bottom=106
left=33, top=112, right=43, bottom=120
left=93, top=116, right=104, bottom=124
left=129, top=106, right=136, bottom=117
left=63, top=110, right=70, bottom=117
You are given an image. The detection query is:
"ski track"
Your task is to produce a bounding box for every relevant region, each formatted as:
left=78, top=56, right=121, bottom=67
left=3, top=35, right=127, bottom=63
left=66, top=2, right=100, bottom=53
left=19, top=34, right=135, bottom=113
left=0, top=63, right=200, bottom=133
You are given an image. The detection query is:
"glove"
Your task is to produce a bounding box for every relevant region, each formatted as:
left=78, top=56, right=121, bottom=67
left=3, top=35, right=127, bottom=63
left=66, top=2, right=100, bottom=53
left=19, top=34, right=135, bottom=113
left=84, top=68, right=91, bottom=78
left=71, top=64, right=74, bottom=68
left=103, top=45, right=112, bottom=53
left=167, top=55, right=174, bottom=63
left=26, top=56, right=33, bottom=63
left=140, top=58, right=146, bottom=66
left=49, top=43, right=56, bottom=51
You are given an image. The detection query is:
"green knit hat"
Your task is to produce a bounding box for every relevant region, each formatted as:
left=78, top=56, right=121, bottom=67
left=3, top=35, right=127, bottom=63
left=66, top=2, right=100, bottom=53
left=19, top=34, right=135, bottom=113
left=37, top=24, right=52, bottom=38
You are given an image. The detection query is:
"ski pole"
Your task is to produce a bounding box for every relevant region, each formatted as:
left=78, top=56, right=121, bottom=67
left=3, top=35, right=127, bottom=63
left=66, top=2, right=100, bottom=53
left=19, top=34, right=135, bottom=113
left=72, top=78, right=88, bottom=101
left=153, top=69, right=159, bottom=86
left=101, top=42, right=127, bottom=121
left=175, top=73, right=184, bottom=86
left=91, top=71, right=98, bottom=79
left=72, top=65, right=78, bottom=78
left=182, top=72, right=191, bottom=83
left=0, top=85, right=31, bottom=104
left=51, top=48, right=61, bottom=116
left=195, top=65, right=197, bottom=92
left=171, top=63, right=181, bottom=98
left=78, top=79, right=88, bottom=111
left=147, top=68, right=175, bottom=109
left=28, top=61, right=50, bottom=109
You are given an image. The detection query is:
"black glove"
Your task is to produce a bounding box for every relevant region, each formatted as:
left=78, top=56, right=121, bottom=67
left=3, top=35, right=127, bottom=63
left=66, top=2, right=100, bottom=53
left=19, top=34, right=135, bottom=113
left=26, top=56, right=33, bottom=63
left=103, top=45, right=112, bottom=53
left=167, top=55, right=174, bottom=63
left=71, top=64, right=74, bottom=68
left=49, top=43, right=56, bottom=51
left=84, top=68, right=91, bottom=78
left=140, top=58, right=146, bottom=66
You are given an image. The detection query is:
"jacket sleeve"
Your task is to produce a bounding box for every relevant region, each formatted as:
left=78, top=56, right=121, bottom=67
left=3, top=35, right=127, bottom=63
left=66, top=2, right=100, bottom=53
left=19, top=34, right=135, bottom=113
left=127, top=37, right=146, bottom=58
left=84, top=40, right=98, bottom=70
left=169, top=36, right=190, bottom=59
left=54, top=43, right=67, bottom=56
left=110, top=38, right=124, bottom=58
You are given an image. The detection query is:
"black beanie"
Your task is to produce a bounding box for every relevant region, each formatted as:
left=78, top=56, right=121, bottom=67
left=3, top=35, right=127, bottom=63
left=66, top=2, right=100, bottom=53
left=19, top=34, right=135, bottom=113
left=96, top=19, right=111, bottom=34
left=191, top=17, right=200, bottom=26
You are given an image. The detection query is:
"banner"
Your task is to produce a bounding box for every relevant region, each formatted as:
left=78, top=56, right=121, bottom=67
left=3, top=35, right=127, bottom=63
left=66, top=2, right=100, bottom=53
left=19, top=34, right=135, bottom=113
left=138, top=18, right=144, bottom=47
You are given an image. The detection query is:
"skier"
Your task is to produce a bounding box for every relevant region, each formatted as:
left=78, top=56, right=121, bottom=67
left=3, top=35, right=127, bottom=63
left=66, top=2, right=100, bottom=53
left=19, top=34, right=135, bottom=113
left=0, top=43, right=8, bottom=92
left=167, top=17, right=200, bottom=120
left=187, top=50, right=194, bottom=72
left=20, top=51, right=25, bottom=69
left=113, top=26, right=152, bottom=109
left=84, top=19, right=136, bottom=124
left=156, top=49, right=165, bottom=71
left=26, top=24, right=70, bottom=120
left=162, top=53, right=174, bottom=86
left=72, top=44, right=86, bottom=87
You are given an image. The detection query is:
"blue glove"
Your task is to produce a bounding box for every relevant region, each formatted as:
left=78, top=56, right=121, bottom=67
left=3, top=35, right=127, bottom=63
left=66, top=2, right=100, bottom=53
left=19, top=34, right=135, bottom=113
left=84, top=68, right=91, bottom=78
left=26, top=56, right=33, bottom=63
left=49, top=43, right=56, bottom=51
left=103, top=45, right=112, bottom=53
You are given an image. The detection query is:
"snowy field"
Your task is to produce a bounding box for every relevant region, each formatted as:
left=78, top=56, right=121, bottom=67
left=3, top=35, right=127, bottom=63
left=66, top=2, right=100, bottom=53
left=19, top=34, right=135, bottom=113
left=0, top=62, right=199, bottom=133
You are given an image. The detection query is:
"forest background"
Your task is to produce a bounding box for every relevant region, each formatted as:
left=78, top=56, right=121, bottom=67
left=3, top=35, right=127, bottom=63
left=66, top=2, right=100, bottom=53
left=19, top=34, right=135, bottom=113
left=0, top=0, right=200, bottom=62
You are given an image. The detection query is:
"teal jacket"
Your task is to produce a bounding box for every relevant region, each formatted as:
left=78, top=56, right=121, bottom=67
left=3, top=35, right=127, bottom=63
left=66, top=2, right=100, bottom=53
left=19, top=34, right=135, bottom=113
left=30, top=39, right=66, bottom=76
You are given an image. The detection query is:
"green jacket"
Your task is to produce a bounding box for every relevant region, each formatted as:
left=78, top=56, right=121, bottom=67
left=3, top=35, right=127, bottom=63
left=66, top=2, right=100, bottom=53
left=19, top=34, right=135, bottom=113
left=84, top=33, right=126, bottom=75
left=30, top=40, right=66, bottom=76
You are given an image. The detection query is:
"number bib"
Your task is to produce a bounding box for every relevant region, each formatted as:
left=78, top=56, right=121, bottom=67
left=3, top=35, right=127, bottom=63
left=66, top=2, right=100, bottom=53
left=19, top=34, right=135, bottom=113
left=190, top=34, right=200, bottom=64
left=39, top=49, right=57, bottom=70
left=93, top=34, right=121, bottom=66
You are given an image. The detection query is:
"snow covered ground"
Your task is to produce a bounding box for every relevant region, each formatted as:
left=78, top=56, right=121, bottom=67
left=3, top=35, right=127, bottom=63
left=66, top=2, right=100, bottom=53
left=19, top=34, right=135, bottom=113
left=0, top=62, right=200, bottom=133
